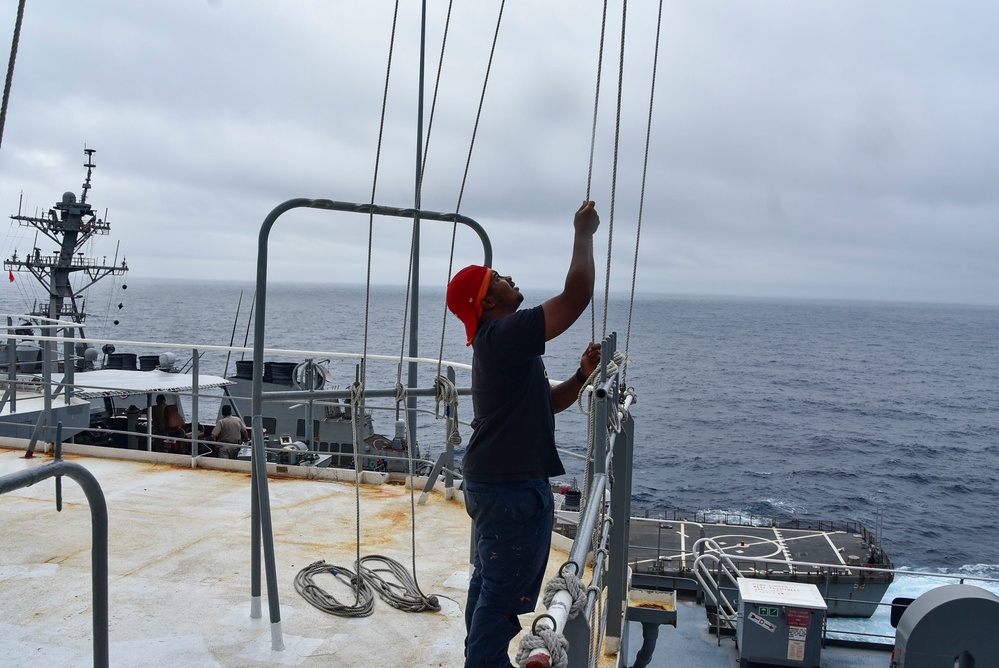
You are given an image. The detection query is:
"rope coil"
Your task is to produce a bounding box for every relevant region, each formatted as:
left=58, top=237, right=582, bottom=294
left=515, top=627, right=569, bottom=668
left=542, top=570, right=588, bottom=619
left=294, top=560, right=374, bottom=618
left=433, top=374, right=462, bottom=445
left=515, top=570, right=587, bottom=668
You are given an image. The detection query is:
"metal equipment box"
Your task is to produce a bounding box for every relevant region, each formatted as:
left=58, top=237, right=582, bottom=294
left=736, top=578, right=827, bottom=667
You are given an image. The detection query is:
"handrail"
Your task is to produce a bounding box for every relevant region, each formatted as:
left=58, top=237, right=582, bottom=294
left=519, top=333, right=634, bottom=668
left=0, top=445, right=109, bottom=668
left=248, top=199, right=494, bottom=651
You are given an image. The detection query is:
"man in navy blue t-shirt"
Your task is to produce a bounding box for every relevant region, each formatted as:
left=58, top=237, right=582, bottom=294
left=446, top=200, right=601, bottom=668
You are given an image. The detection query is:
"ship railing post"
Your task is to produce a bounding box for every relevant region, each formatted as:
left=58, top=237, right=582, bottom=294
left=62, top=323, right=74, bottom=405
left=191, top=349, right=200, bottom=462
left=4, top=317, right=15, bottom=412
left=604, top=403, right=634, bottom=652
left=445, top=365, right=456, bottom=492
left=145, top=393, right=154, bottom=452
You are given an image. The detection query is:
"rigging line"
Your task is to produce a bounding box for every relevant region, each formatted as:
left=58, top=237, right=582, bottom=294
left=410, top=2, right=456, bottom=386
left=401, top=0, right=450, bottom=415
left=239, top=290, right=255, bottom=361
left=398, top=1, right=451, bottom=400
left=222, top=290, right=244, bottom=379
left=585, top=0, right=611, bottom=202
left=601, top=0, right=628, bottom=340
left=349, top=0, right=402, bottom=616
left=586, top=0, right=611, bottom=343
left=392, top=1, right=457, bottom=598
left=365, top=0, right=402, bottom=391
left=622, top=0, right=663, bottom=388
left=437, top=0, right=506, bottom=376
left=453, top=0, right=505, bottom=215
left=417, top=0, right=454, bottom=198
left=0, top=0, right=26, bottom=151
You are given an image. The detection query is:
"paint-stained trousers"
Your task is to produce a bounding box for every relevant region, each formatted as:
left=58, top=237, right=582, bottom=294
left=463, top=478, right=554, bottom=668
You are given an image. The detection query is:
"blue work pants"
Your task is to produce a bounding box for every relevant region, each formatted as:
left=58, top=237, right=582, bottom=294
left=463, top=478, right=554, bottom=668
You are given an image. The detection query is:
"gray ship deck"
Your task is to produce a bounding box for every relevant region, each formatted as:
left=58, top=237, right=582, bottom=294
left=628, top=516, right=891, bottom=581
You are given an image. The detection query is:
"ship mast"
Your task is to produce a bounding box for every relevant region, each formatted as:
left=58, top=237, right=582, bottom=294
left=4, top=148, right=128, bottom=334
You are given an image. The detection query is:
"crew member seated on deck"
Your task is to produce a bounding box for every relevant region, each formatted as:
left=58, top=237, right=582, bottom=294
left=161, top=404, right=190, bottom=453
left=151, top=394, right=168, bottom=438
left=210, top=405, right=248, bottom=459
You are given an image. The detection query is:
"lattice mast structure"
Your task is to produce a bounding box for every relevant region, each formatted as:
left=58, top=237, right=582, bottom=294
left=4, top=148, right=128, bottom=334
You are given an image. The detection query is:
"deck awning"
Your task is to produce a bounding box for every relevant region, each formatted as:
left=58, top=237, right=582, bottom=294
left=63, top=369, right=233, bottom=399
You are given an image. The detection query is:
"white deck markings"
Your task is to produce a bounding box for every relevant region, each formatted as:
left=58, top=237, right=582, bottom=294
left=771, top=528, right=796, bottom=574
left=680, top=523, right=688, bottom=570
left=823, top=531, right=850, bottom=567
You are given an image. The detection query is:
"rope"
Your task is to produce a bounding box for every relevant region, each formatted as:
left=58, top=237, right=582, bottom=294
left=453, top=0, right=505, bottom=215
left=576, top=350, right=625, bottom=415
left=294, top=560, right=374, bottom=618
left=433, top=374, right=462, bottom=445
left=300, top=1, right=449, bottom=625
left=436, top=0, right=507, bottom=375
left=622, top=0, right=663, bottom=387
left=0, top=0, right=26, bottom=151
left=515, top=628, right=569, bottom=668
left=601, top=0, right=628, bottom=341
left=542, top=569, right=588, bottom=618
left=585, top=0, right=610, bottom=343
left=356, top=555, right=441, bottom=613
left=417, top=0, right=454, bottom=198
left=585, top=0, right=610, bottom=202
left=515, top=569, right=587, bottom=667
left=342, top=0, right=402, bottom=617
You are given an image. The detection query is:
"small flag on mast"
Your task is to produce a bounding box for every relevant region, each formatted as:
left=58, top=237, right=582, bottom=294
left=8, top=270, right=14, bottom=283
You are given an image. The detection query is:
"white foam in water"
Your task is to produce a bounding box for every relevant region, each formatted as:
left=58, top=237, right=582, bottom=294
left=826, top=566, right=999, bottom=643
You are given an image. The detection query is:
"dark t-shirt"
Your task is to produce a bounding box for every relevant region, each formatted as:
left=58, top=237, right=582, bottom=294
left=461, top=305, right=565, bottom=483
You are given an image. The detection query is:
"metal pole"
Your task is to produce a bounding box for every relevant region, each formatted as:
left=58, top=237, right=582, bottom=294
left=405, top=0, right=428, bottom=458
left=191, top=350, right=199, bottom=458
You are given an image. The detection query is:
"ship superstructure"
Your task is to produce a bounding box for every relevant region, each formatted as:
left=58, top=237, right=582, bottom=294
left=4, top=148, right=127, bottom=332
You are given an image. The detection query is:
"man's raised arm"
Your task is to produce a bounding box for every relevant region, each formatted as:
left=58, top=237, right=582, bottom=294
left=541, top=200, right=600, bottom=341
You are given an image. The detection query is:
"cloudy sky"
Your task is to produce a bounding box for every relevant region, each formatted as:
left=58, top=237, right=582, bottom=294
left=0, top=0, right=997, bottom=306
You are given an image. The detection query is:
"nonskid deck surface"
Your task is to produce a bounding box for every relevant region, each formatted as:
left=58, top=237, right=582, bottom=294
left=0, top=447, right=579, bottom=668
left=1, top=446, right=893, bottom=668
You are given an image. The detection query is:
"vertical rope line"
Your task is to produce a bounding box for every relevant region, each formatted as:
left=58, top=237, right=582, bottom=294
left=409, top=1, right=458, bottom=598
left=602, top=0, right=628, bottom=339
left=0, top=0, right=27, bottom=151
left=622, top=0, right=663, bottom=388
left=585, top=0, right=610, bottom=202
left=354, top=0, right=402, bottom=605
left=414, top=0, right=454, bottom=379
left=437, top=0, right=506, bottom=376
left=453, top=0, right=504, bottom=214
left=418, top=0, right=454, bottom=197
left=586, top=0, right=610, bottom=344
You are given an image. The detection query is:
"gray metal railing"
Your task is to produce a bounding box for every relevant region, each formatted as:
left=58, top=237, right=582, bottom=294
left=519, top=333, right=636, bottom=667
left=0, top=428, right=109, bottom=668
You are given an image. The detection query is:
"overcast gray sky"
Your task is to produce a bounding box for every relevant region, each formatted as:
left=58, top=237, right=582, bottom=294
left=1, top=1, right=997, bottom=306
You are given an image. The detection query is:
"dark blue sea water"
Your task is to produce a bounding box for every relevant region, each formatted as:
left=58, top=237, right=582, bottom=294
left=5, top=278, right=997, bottom=571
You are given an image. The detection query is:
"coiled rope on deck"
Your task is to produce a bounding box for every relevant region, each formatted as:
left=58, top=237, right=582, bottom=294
left=357, top=555, right=441, bottom=613
left=294, top=560, right=375, bottom=618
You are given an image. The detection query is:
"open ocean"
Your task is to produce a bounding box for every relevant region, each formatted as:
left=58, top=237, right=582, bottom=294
left=4, top=277, right=998, bottom=576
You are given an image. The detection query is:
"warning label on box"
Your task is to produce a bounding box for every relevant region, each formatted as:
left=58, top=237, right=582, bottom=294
left=787, top=639, right=805, bottom=661
left=786, top=607, right=812, bottom=627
